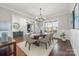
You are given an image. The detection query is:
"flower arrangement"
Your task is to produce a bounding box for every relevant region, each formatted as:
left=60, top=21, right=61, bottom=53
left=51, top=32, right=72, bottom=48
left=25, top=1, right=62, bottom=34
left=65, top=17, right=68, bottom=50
left=60, top=32, right=65, bottom=38
left=60, top=32, right=66, bottom=41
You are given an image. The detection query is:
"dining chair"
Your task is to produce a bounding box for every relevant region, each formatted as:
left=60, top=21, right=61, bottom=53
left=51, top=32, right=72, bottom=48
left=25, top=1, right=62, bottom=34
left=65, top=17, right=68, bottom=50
left=39, top=34, right=50, bottom=49
left=49, top=33, right=54, bottom=43
left=25, top=34, right=36, bottom=50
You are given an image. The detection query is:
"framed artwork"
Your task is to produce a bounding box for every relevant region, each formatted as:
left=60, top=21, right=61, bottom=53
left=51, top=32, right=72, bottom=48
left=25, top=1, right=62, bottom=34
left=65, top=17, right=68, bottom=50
left=73, top=3, right=79, bottom=29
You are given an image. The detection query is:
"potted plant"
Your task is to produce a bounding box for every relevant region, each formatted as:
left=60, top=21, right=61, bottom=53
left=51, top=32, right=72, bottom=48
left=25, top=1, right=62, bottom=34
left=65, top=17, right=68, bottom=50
left=60, top=32, right=66, bottom=41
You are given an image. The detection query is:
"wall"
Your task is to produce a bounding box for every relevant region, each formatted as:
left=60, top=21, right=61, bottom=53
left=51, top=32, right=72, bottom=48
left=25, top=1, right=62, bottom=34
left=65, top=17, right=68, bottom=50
left=0, top=6, right=73, bottom=40
left=70, top=29, right=79, bottom=56
left=0, top=7, right=11, bottom=21
left=40, top=14, right=73, bottom=40
left=12, top=15, right=27, bottom=32
left=69, top=3, right=79, bottom=56
left=58, top=14, right=72, bottom=30
left=34, top=13, right=73, bottom=40
left=12, top=15, right=35, bottom=32
left=0, top=7, right=36, bottom=40
left=0, top=6, right=34, bottom=38
left=57, top=14, right=73, bottom=40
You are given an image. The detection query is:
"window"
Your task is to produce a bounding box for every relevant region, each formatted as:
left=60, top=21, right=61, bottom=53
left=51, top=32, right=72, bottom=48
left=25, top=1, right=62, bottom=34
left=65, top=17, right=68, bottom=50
left=0, top=21, right=11, bottom=37
left=44, top=21, right=58, bottom=32
left=52, top=21, right=58, bottom=30
left=0, top=21, right=11, bottom=31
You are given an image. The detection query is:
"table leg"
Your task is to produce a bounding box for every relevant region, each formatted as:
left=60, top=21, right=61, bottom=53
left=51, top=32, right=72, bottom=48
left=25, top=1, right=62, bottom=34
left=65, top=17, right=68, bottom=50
left=13, top=42, right=16, bottom=56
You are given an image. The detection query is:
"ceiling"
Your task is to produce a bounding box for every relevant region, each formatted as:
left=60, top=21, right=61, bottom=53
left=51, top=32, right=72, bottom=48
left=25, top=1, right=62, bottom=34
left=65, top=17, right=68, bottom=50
left=0, top=3, right=74, bottom=19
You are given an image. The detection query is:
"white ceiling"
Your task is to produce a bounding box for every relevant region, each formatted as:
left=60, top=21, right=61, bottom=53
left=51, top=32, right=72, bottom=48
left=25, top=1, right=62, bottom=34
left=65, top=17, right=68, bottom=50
left=0, top=3, right=74, bottom=19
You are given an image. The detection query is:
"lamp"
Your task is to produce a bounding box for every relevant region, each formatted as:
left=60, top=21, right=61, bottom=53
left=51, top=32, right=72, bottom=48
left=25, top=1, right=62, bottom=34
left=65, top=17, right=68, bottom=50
left=36, top=8, right=45, bottom=22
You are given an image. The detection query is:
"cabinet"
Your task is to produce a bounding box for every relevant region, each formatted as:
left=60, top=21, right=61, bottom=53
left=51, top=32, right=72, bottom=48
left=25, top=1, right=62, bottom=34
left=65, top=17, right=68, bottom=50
left=13, top=31, right=23, bottom=38
left=0, top=39, right=16, bottom=56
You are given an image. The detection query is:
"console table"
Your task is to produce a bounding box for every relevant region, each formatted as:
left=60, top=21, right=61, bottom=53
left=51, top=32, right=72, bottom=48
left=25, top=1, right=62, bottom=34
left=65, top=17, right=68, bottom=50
left=0, top=39, right=16, bottom=56
left=13, top=31, right=23, bottom=38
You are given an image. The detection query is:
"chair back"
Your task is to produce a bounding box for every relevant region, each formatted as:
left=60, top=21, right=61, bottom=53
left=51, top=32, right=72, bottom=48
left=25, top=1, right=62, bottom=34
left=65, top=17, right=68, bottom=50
left=25, top=33, right=31, bottom=40
left=44, top=34, right=50, bottom=40
left=49, top=33, right=54, bottom=40
left=1, top=32, right=8, bottom=42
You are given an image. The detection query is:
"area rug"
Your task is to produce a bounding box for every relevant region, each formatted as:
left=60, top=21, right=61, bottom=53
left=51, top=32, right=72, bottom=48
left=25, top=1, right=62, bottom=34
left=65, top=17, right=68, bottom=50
left=17, top=40, right=57, bottom=56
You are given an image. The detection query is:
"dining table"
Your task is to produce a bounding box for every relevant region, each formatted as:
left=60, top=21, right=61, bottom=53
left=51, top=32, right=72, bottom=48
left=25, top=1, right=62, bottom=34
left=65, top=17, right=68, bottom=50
left=31, top=33, right=47, bottom=46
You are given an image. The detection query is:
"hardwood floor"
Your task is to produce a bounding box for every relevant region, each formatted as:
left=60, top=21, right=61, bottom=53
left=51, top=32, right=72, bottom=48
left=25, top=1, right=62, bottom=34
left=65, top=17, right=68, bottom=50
left=14, top=37, right=75, bottom=56
left=14, top=37, right=27, bottom=56
left=49, top=40, right=75, bottom=56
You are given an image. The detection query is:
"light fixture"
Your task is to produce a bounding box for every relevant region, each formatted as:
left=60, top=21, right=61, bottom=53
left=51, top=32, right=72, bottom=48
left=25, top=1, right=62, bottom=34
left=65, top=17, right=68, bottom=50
left=36, top=8, right=45, bottom=22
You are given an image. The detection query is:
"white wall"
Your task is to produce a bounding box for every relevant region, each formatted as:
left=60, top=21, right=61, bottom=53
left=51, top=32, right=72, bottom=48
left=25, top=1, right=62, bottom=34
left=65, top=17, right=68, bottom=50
left=12, top=15, right=27, bottom=32
left=0, top=6, right=73, bottom=40
left=70, top=29, right=79, bottom=56
left=0, top=7, right=11, bottom=21
left=40, top=14, right=73, bottom=40
left=33, top=13, right=73, bottom=40
left=69, top=3, right=79, bottom=56
left=58, top=14, right=72, bottom=30
left=0, top=7, right=36, bottom=40
left=12, top=15, right=35, bottom=32
left=57, top=14, right=72, bottom=40
left=0, top=6, right=34, bottom=39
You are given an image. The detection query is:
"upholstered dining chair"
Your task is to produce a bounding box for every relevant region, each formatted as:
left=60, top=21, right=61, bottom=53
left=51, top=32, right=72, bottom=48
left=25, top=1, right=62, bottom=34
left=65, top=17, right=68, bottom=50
left=49, top=33, right=54, bottom=43
left=49, top=30, right=57, bottom=43
left=25, top=34, right=36, bottom=50
left=39, top=34, right=50, bottom=49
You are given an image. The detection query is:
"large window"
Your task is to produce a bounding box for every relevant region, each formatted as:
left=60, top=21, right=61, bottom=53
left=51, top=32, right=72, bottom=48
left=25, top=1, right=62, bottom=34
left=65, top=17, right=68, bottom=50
left=44, top=21, right=58, bottom=32
left=0, top=21, right=11, bottom=31
left=0, top=21, right=12, bottom=37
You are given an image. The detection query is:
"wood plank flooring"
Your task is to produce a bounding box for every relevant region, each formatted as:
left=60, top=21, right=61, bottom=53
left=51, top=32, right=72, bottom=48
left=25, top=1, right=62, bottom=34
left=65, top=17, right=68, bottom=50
left=49, top=40, right=75, bottom=56
left=14, top=37, right=75, bottom=56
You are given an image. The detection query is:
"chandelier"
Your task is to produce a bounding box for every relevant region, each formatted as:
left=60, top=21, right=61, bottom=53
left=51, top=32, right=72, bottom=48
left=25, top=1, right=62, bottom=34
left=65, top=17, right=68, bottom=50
left=36, top=8, right=45, bottom=22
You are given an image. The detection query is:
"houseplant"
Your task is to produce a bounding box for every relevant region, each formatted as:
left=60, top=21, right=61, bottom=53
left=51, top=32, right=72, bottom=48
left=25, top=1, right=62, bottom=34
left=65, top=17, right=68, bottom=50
left=60, top=32, right=66, bottom=41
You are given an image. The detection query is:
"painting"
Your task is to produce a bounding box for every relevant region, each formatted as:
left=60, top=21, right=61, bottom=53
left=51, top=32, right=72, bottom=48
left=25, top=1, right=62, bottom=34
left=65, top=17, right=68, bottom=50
left=73, top=3, right=79, bottom=29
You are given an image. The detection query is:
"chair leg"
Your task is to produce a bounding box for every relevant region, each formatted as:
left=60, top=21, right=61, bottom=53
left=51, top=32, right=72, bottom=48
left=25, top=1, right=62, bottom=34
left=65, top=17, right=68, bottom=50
left=50, top=39, right=53, bottom=43
left=52, top=39, right=53, bottom=42
left=51, top=38, right=54, bottom=42
left=39, top=41, right=40, bottom=45
left=29, top=44, right=31, bottom=50
left=25, top=41, right=27, bottom=47
left=45, top=43, right=47, bottom=49
left=48, top=41, right=50, bottom=46
left=48, top=40, right=51, bottom=45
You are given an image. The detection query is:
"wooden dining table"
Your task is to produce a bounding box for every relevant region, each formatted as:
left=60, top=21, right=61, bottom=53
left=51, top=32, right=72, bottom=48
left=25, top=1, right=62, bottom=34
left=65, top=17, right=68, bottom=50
left=31, top=34, right=46, bottom=46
